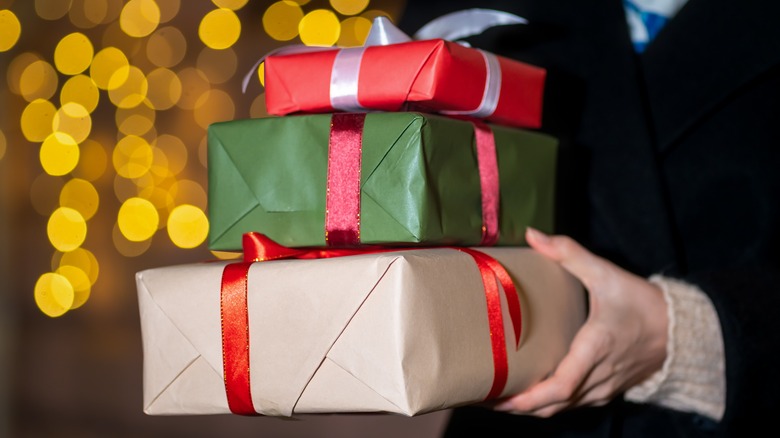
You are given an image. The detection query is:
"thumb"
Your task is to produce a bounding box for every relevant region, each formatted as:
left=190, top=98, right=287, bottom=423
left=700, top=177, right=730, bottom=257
left=525, top=227, right=607, bottom=290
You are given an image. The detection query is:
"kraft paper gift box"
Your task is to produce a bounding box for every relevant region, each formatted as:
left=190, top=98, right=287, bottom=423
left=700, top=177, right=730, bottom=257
left=207, top=112, right=558, bottom=251
left=263, top=38, right=546, bottom=129
left=137, top=244, right=586, bottom=416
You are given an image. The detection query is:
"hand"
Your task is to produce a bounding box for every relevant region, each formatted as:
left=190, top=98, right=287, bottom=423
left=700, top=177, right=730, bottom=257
left=494, top=227, right=669, bottom=417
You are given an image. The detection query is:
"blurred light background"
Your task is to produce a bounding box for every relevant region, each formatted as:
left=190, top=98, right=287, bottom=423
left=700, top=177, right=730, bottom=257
left=0, top=0, right=450, bottom=436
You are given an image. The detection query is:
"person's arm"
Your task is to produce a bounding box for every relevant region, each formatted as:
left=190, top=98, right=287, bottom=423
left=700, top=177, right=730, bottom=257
left=623, top=276, right=725, bottom=421
left=493, top=228, right=727, bottom=420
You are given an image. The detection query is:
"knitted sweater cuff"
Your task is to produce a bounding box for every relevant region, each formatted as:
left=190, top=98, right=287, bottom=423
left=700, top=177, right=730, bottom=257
left=624, top=275, right=725, bottom=421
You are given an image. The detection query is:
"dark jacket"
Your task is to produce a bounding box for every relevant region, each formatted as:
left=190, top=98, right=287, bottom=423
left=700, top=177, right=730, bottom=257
left=400, top=0, right=780, bottom=436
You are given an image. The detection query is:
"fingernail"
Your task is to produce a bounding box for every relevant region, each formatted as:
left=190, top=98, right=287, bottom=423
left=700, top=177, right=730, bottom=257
left=493, top=401, right=515, bottom=412
left=526, top=227, right=549, bottom=243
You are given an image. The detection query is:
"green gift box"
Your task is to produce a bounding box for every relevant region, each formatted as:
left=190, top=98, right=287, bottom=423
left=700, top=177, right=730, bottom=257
left=207, top=112, right=557, bottom=251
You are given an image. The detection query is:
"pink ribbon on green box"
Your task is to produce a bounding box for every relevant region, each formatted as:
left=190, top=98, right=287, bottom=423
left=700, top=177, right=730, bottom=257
left=324, top=113, right=501, bottom=247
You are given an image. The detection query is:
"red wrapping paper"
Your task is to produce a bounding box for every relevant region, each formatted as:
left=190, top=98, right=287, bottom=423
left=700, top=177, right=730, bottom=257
left=264, top=39, right=546, bottom=129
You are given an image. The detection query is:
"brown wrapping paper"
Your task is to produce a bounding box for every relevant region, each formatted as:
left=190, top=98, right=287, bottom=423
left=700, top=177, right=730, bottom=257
left=137, top=247, right=586, bottom=417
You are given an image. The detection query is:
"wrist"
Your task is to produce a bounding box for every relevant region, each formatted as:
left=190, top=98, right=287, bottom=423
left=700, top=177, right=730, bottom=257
left=634, top=274, right=669, bottom=383
left=625, top=275, right=726, bottom=421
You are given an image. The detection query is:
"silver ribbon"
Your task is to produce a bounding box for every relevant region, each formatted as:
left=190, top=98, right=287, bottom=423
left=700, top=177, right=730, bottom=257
left=412, top=8, right=527, bottom=41
left=330, top=47, right=366, bottom=112
left=440, top=50, right=502, bottom=118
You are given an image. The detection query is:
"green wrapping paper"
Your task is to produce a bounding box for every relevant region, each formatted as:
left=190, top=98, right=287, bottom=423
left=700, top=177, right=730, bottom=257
left=207, top=112, right=557, bottom=251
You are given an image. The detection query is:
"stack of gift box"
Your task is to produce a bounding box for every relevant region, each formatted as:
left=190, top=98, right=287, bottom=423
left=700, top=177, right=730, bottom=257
left=136, top=12, right=587, bottom=418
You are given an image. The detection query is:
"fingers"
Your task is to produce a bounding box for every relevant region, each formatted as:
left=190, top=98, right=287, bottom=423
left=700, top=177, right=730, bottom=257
left=505, top=230, right=669, bottom=419
left=525, top=227, right=610, bottom=292
left=495, top=327, right=603, bottom=414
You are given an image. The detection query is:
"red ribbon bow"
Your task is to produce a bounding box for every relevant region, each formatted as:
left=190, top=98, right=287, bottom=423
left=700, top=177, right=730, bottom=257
left=220, top=232, right=522, bottom=415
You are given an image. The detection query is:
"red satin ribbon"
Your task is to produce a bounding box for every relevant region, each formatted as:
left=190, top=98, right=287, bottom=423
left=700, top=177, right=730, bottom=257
left=325, top=113, right=365, bottom=246
left=220, top=262, right=257, bottom=416
left=471, top=120, right=500, bottom=246
left=220, top=232, right=523, bottom=414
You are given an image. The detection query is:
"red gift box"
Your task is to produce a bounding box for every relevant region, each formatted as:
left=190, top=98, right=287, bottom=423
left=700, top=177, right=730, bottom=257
left=264, top=39, right=546, bottom=129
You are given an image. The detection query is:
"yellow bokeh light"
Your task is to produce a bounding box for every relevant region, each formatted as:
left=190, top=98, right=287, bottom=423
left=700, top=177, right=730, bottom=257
left=167, top=204, right=209, bottom=248
left=135, top=160, right=172, bottom=187
left=0, top=10, right=21, bottom=52
left=141, top=125, right=160, bottom=146
left=90, top=47, right=130, bottom=90
left=108, top=65, right=148, bottom=108
left=69, top=8, right=95, bottom=29
left=57, top=247, right=100, bottom=286
left=55, top=32, right=95, bottom=75
left=199, top=8, right=241, bottom=50
left=171, top=179, right=207, bottom=210
left=47, top=207, right=88, bottom=252
left=60, top=75, right=100, bottom=113
left=263, top=1, right=304, bottom=41
left=40, top=132, right=80, bottom=176
left=72, top=138, right=108, bottom=181
left=198, top=135, right=208, bottom=168
left=117, top=197, right=159, bottom=241
left=211, top=250, right=242, bottom=260
left=158, top=0, right=181, bottom=23
left=212, top=0, right=248, bottom=10
left=120, top=0, right=161, bottom=38
left=116, top=103, right=156, bottom=136
left=53, top=102, right=92, bottom=144
left=153, top=134, right=187, bottom=175
left=30, top=174, right=65, bottom=216
left=249, top=93, right=269, bottom=118
left=0, top=130, right=6, bottom=161
left=7, top=52, right=42, bottom=95
left=55, top=265, right=91, bottom=309
left=330, top=0, right=369, bottom=16
left=146, top=67, right=182, bottom=110
left=145, top=148, right=171, bottom=184
left=35, top=273, right=74, bottom=317
left=175, top=67, right=210, bottom=110
left=147, top=178, right=170, bottom=198
left=102, top=20, right=144, bottom=59
left=113, top=173, right=139, bottom=202
left=113, top=134, right=153, bottom=178
left=193, top=89, right=235, bottom=129
left=112, top=222, right=152, bottom=257
left=338, top=16, right=371, bottom=47
left=139, top=185, right=175, bottom=215
left=20, top=60, right=59, bottom=102
left=21, top=99, right=57, bottom=142
left=102, top=0, right=125, bottom=24
left=299, top=9, right=341, bottom=47
left=133, top=171, right=157, bottom=192
left=147, top=26, right=187, bottom=68
left=257, top=61, right=265, bottom=87
left=288, top=0, right=310, bottom=4
left=70, top=0, right=108, bottom=28
left=197, top=47, right=237, bottom=84
left=60, top=178, right=100, bottom=220
left=153, top=171, right=175, bottom=192
left=35, top=0, right=71, bottom=21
